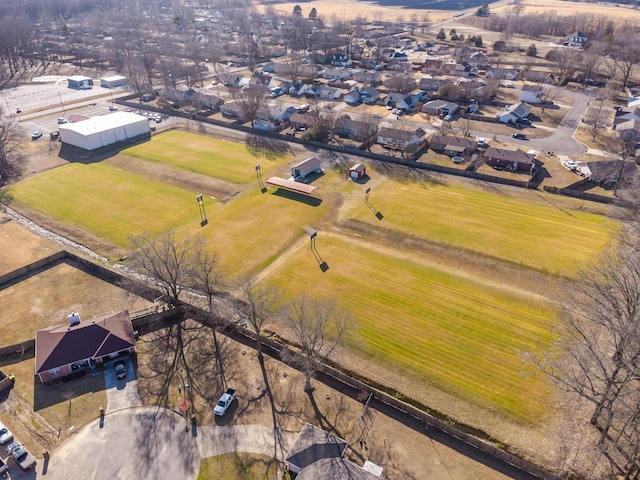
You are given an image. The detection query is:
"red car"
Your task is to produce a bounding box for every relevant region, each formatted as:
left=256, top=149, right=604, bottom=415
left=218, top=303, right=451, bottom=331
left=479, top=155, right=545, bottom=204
left=115, top=361, right=127, bottom=380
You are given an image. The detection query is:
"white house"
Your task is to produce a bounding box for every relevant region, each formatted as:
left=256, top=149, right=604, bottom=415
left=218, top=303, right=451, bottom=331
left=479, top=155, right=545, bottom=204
left=520, top=85, right=544, bottom=104
left=496, top=102, right=532, bottom=124
left=291, top=157, right=322, bottom=179
left=563, top=31, right=588, bottom=47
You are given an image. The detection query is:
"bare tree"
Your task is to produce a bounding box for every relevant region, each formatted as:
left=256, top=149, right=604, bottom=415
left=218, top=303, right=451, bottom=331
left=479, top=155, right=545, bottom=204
left=0, top=106, right=23, bottom=192
left=383, top=74, right=417, bottom=94
left=536, top=242, right=640, bottom=477
left=283, top=296, right=352, bottom=391
left=129, top=230, right=204, bottom=306
left=280, top=52, right=309, bottom=84
left=231, top=86, right=269, bottom=127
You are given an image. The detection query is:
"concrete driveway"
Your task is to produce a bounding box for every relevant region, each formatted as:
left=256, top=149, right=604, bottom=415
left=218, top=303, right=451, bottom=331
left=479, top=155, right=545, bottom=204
left=39, top=407, right=294, bottom=480
left=103, top=357, right=141, bottom=413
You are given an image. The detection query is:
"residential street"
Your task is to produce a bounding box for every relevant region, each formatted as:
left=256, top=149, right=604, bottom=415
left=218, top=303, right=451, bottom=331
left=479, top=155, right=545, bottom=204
left=40, top=407, right=295, bottom=480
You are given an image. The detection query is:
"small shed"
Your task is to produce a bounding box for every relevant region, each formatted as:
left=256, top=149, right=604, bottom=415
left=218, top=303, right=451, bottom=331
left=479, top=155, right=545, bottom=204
left=291, top=157, right=322, bottom=179
left=100, top=75, right=127, bottom=88
left=349, top=163, right=366, bottom=180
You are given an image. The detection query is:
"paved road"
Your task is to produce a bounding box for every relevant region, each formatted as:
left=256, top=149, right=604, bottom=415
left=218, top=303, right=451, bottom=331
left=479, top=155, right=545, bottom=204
left=40, top=407, right=295, bottom=480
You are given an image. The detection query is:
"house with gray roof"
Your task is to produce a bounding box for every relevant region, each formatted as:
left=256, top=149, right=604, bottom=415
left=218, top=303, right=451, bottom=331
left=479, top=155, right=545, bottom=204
left=496, top=102, right=532, bottom=124
left=483, top=147, right=538, bottom=172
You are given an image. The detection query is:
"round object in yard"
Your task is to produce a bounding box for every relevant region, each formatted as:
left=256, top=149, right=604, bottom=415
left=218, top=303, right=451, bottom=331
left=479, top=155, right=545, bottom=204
left=452, top=156, right=464, bottom=164
left=177, top=397, right=191, bottom=413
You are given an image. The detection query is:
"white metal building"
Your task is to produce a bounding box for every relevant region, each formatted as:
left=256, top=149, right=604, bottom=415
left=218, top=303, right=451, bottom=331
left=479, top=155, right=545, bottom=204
left=58, top=112, right=150, bottom=150
left=67, top=75, right=93, bottom=89
left=100, top=75, right=127, bottom=88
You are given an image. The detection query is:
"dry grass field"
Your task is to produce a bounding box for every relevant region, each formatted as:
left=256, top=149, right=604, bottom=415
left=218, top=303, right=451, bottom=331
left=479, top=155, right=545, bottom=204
left=0, top=215, right=61, bottom=276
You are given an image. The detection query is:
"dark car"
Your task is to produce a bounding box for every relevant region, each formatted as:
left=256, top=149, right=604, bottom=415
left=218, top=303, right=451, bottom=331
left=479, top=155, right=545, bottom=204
left=511, top=133, right=526, bottom=140
left=115, top=361, right=127, bottom=380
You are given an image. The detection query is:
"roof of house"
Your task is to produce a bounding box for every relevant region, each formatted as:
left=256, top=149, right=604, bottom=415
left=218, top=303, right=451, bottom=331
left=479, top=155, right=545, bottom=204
left=35, top=310, right=135, bottom=374
left=429, top=135, right=476, bottom=149
left=521, top=84, right=543, bottom=93
left=423, top=100, right=459, bottom=111
left=379, top=127, right=425, bottom=142
left=484, top=147, right=536, bottom=163
left=290, top=112, right=318, bottom=125
left=506, top=102, right=532, bottom=117
left=587, top=160, right=637, bottom=185
left=285, top=424, right=380, bottom=480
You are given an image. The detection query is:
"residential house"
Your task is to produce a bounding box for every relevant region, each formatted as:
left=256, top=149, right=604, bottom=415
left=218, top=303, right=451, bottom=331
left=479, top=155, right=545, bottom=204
left=352, top=70, right=382, bottom=84
left=520, top=85, right=544, bottom=104
left=220, top=101, right=245, bottom=119
left=496, top=102, right=532, bottom=124
left=615, top=118, right=640, bottom=141
left=422, top=100, right=460, bottom=117
left=256, top=104, right=297, bottom=123
left=335, top=115, right=378, bottom=141
left=331, top=53, right=352, bottom=67
left=575, top=72, right=609, bottom=87
left=387, top=50, right=408, bottom=62
left=359, top=87, right=381, bottom=104
left=418, top=77, right=448, bottom=92
left=322, top=68, right=352, bottom=81
left=312, top=85, right=343, bottom=100
left=290, top=112, right=318, bottom=130
left=377, top=126, right=427, bottom=149
left=468, top=51, right=489, bottom=68
left=35, top=311, right=136, bottom=384
left=450, top=61, right=478, bottom=78
left=192, top=89, right=224, bottom=110
left=385, top=92, right=420, bottom=111
left=485, top=68, right=520, bottom=81
left=250, top=75, right=277, bottom=89
left=344, top=90, right=362, bottom=106
left=525, top=70, right=555, bottom=84
left=285, top=424, right=381, bottom=480
left=428, top=135, right=477, bottom=156
left=483, top=147, right=538, bottom=172
left=388, top=61, right=413, bottom=72
left=563, top=30, right=588, bottom=47
left=583, top=160, right=638, bottom=188
left=218, top=72, right=243, bottom=87
left=422, top=59, right=446, bottom=75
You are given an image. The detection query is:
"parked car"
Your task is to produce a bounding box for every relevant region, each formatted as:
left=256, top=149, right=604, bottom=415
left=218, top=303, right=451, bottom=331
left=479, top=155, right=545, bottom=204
left=6, top=442, right=35, bottom=471
left=511, top=133, right=526, bottom=140
left=114, top=361, right=127, bottom=380
left=0, top=422, right=13, bottom=445
left=477, top=138, right=488, bottom=148
left=109, top=105, right=118, bottom=111
left=57, top=117, right=68, bottom=124
left=443, top=114, right=452, bottom=121
left=31, top=131, right=43, bottom=140
left=372, top=113, right=381, bottom=118
left=214, top=388, right=237, bottom=416
left=516, top=118, right=532, bottom=126
left=0, top=456, right=7, bottom=476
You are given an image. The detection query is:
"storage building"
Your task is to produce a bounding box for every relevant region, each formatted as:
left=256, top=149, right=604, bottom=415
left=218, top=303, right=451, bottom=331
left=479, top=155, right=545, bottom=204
left=100, top=75, right=127, bottom=88
left=349, top=164, right=366, bottom=180
left=58, top=112, right=149, bottom=150
left=291, top=157, right=322, bottom=180
left=67, top=75, right=93, bottom=89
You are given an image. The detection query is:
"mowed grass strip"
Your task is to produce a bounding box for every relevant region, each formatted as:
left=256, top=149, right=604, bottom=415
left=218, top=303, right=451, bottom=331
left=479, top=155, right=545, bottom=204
left=266, top=235, right=556, bottom=424
left=123, top=130, right=289, bottom=184
left=178, top=187, right=329, bottom=278
left=197, top=454, right=279, bottom=480
left=8, top=163, right=198, bottom=246
left=347, top=180, right=618, bottom=276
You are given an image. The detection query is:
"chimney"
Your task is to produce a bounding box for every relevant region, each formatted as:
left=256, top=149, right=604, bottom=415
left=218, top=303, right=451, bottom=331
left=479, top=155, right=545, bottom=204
left=68, top=312, right=81, bottom=326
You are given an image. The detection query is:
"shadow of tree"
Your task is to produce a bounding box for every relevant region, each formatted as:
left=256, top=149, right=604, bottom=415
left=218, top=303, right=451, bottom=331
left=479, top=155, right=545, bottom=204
left=245, top=134, right=292, bottom=160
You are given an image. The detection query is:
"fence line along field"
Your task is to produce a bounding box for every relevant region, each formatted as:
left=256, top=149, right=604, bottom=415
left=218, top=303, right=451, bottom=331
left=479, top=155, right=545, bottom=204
left=4, top=130, right=619, bottom=428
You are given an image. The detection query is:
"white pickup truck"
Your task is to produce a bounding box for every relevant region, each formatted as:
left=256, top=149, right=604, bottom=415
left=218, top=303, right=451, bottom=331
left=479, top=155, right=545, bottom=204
left=214, top=388, right=236, bottom=416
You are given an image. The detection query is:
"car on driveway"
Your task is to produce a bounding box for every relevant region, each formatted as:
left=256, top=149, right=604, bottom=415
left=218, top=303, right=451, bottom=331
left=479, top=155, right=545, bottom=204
left=115, top=361, right=127, bottom=380
left=6, top=442, right=36, bottom=471
left=31, top=131, right=43, bottom=140
left=109, top=105, right=118, bottom=111
left=511, top=133, right=526, bottom=140
left=0, top=422, right=12, bottom=445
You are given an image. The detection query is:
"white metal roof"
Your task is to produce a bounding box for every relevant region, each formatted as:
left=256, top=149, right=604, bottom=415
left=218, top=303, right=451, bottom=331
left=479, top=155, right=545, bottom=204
left=67, top=75, right=93, bottom=82
left=58, top=112, right=147, bottom=136
left=100, top=75, right=127, bottom=82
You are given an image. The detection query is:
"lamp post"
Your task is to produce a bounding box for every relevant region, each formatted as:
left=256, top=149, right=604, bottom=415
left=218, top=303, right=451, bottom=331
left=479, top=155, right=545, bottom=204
left=255, top=164, right=262, bottom=187
left=310, top=229, right=317, bottom=251
left=196, top=194, right=207, bottom=226
left=365, top=187, right=371, bottom=204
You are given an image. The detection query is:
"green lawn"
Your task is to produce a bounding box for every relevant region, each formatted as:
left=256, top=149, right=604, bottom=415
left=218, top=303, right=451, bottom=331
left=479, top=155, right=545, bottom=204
left=197, top=453, right=279, bottom=480
left=346, top=179, right=618, bottom=276
left=8, top=163, right=197, bottom=246
left=123, top=130, right=290, bottom=184
left=266, top=235, right=556, bottom=424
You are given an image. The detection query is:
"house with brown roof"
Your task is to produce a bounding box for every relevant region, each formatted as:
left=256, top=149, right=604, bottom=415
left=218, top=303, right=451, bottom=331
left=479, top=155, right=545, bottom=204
left=35, top=311, right=136, bottom=384
left=429, top=135, right=477, bottom=156
left=377, top=127, right=427, bottom=149
left=483, top=147, right=539, bottom=173
left=290, top=112, right=318, bottom=130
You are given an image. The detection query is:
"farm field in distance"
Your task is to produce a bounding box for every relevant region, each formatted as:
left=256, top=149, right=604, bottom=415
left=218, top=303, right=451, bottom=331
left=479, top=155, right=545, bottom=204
left=5, top=130, right=619, bottom=427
